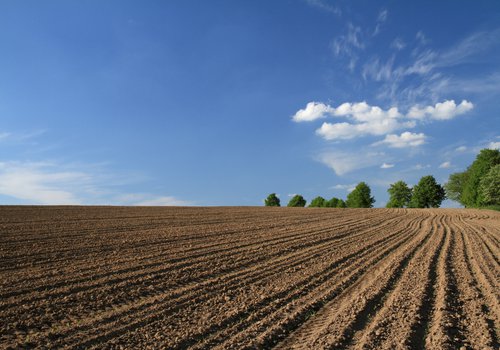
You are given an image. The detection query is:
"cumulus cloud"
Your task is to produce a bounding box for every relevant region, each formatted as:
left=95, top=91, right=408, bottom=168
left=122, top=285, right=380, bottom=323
left=381, top=163, right=394, bottom=169
left=407, top=100, right=473, bottom=120
left=293, top=100, right=472, bottom=141
left=316, top=151, right=384, bottom=175
left=488, top=141, right=500, bottom=150
left=292, top=102, right=334, bottom=122
left=373, top=132, right=426, bottom=148
left=314, top=102, right=415, bottom=140
left=455, top=146, right=467, bottom=152
left=439, top=161, right=451, bottom=168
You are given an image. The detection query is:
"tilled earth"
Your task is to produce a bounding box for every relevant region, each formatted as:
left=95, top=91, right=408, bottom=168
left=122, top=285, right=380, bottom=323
left=0, top=206, right=498, bottom=349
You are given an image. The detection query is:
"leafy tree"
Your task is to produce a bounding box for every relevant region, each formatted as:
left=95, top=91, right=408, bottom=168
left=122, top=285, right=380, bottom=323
left=264, top=193, right=280, bottom=207
left=461, top=149, right=500, bottom=207
left=309, top=196, right=326, bottom=207
left=325, top=197, right=340, bottom=208
left=479, top=164, right=500, bottom=206
left=287, top=194, right=306, bottom=207
left=386, top=181, right=412, bottom=208
left=336, top=199, right=347, bottom=208
left=346, top=182, right=375, bottom=208
left=444, top=171, right=468, bottom=204
left=409, top=175, right=446, bottom=208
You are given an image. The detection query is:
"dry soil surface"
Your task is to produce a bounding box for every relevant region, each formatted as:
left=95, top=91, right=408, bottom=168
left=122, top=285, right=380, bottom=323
left=0, top=206, right=498, bottom=349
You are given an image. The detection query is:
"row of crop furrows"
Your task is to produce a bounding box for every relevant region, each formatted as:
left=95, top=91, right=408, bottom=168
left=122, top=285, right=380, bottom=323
left=0, top=210, right=389, bottom=348
left=75, top=211, right=429, bottom=349
left=272, top=210, right=499, bottom=350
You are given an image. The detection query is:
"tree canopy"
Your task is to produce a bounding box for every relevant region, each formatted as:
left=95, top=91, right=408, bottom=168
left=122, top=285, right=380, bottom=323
left=461, top=149, right=500, bottom=207
left=479, top=164, right=500, bottom=206
left=287, top=194, right=306, bottom=207
left=346, top=182, right=375, bottom=208
left=410, top=175, right=446, bottom=208
left=445, top=148, right=500, bottom=207
left=386, top=180, right=412, bottom=208
left=325, top=197, right=340, bottom=208
left=309, top=196, right=326, bottom=207
left=264, top=193, right=280, bottom=207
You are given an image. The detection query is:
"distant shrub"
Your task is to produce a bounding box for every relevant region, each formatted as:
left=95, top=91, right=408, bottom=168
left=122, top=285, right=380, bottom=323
left=287, top=194, right=306, bottom=207
left=264, top=193, right=280, bottom=207
left=309, top=196, right=326, bottom=207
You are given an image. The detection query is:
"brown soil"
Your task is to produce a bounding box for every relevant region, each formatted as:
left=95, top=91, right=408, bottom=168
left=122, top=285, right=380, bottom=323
left=0, top=206, right=498, bottom=349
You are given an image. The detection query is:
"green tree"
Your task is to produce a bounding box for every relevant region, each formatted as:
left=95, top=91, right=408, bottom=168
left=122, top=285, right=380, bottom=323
left=309, top=196, right=326, bottom=207
left=287, top=194, right=306, bottom=207
left=264, top=193, right=280, bottom=207
left=346, top=182, right=375, bottom=208
left=479, top=164, right=500, bottom=206
left=325, top=197, right=340, bottom=208
left=386, top=181, right=412, bottom=208
left=336, top=199, right=347, bottom=208
left=410, top=175, right=446, bottom=208
left=461, top=149, right=500, bottom=207
left=444, top=171, right=468, bottom=205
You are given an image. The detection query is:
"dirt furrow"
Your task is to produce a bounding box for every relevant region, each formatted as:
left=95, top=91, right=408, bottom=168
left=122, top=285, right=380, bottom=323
left=1, top=207, right=498, bottom=350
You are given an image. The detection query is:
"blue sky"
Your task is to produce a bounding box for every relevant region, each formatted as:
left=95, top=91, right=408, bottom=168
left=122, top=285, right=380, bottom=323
left=0, top=0, right=499, bottom=206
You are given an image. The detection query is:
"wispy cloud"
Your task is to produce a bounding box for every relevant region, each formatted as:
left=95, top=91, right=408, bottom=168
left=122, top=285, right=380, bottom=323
left=305, top=0, right=341, bottom=16
left=133, top=196, right=192, bottom=206
left=380, top=162, right=394, bottom=169
left=0, top=160, right=191, bottom=206
left=331, top=183, right=356, bottom=191
left=332, top=23, right=365, bottom=70
left=391, top=37, right=406, bottom=51
left=316, top=151, right=385, bottom=176
left=0, top=161, right=88, bottom=204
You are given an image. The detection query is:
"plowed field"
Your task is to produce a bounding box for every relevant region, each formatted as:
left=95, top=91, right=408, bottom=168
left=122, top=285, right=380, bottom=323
left=0, top=206, right=499, bottom=349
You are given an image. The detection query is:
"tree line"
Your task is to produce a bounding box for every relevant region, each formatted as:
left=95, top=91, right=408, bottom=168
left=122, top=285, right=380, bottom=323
left=265, top=175, right=447, bottom=208
left=265, top=148, right=500, bottom=209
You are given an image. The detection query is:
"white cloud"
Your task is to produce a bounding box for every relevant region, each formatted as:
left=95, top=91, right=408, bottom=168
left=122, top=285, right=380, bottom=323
left=316, top=151, right=384, bottom=175
left=0, top=160, right=191, bottom=206
left=331, top=183, right=356, bottom=191
left=381, top=163, right=394, bottom=169
left=439, top=161, right=451, bottom=169
left=134, top=196, right=192, bottom=206
left=0, top=161, right=87, bottom=204
left=313, top=101, right=415, bottom=140
left=407, top=100, right=473, bottom=120
left=488, top=141, right=500, bottom=150
left=294, top=99, right=472, bottom=141
left=373, top=132, right=426, bottom=148
left=292, top=102, right=334, bottom=122
left=455, top=146, right=467, bottom=152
